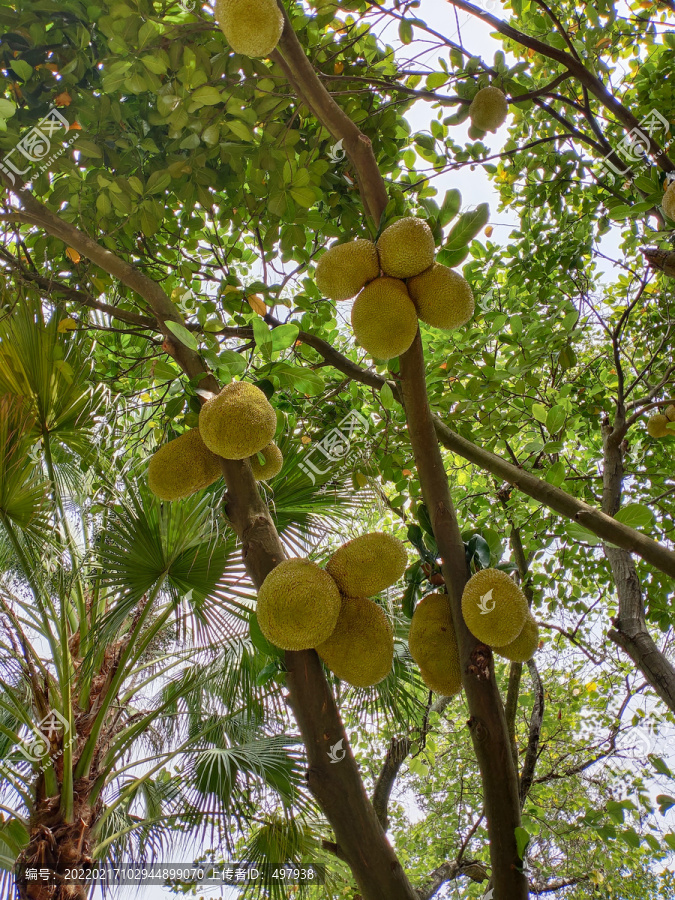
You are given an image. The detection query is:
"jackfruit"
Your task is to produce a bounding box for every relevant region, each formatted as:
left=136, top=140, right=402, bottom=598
left=467, top=123, right=486, bottom=141
left=214, top=0, right=284, bottom=58
left=408, top=593, right=462, bottom=696
left=407, top=263, right=475, bottom=330
left=315, top=239, right=380, bottom=301
left=495, top=613, right=539, bottom=663
left=251, top=442, right=283, bottom=480
left=461, top=568, right=528, bottom=647
left=647, top=414, right=671, bottom=438
left=376, top=217, right=436, bottom=279
left=199, top=381, right=276, bottom=460
left=316, top=596, right=394, bottom=687
left=665, top=405, right=675, bottom=422
left=351, top=277, right=418, bottom=359
left=148, top=428, right=222, bottom=501
left=469, top=86, right=508, bottom=133
left=326, top=531, right=407, bottom=597
left=663, top=182, right=675, bottom=220
left=256, top=558, right=341, bottom=651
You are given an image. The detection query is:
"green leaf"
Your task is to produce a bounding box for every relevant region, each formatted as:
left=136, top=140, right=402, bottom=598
left=165, top=321, right=199, bottom=351
left=657, top=794, right=675, bottom=815
left=566, top=522, right=602, bottom=546
left=546, top=405, right=566, bottom=434
left=218, top=349, right=247, bottom=375
left=614, top=504, right=654, bottom=530
left=620, top=828, right=641, bottom=849
left=514, top=826, right=530, bottom=858
left=10, top=60, right=33, bottom=80
left=649, top=755, right=673, bottom=778
left=380, top=383, right=394, bottom=410
left=664, top=833, right=675, bottom=851
left=545, top=461, right=565, bottom=487
left=399, top=19, right=413, bottom=44
left=439, top=189, right=461, bottom=227
left=532, top=403, right=548, bottom=424
left=0, top=98, right=17, bottom=118
left=191, top=85, right=223, bottom=106
left=443, top=203, right=489, bottom=252
left=270, top=323, right=299, bottom=352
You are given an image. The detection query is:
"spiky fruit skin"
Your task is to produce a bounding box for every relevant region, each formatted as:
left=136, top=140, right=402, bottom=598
left=663, top=182, right=675, bottom=220
left=665, top=405, right=675, bottom=422
left=316, top=596, right=394, bottom=687
left=647, top=414, right=671, bottom=438
left=351, top=277, right=418, bottom=359
left=315, top=239, right=380, bottom=301
left=199, top=381, right=276, bottom=460
left=251, top=442, right=283, bottom=480
left=214, top=0, right=283, bottom=58
left=495, top=614, right=539, bottom=663
left=326, top=531, right=407, bottom=597
left=461, top=568, right=528, bottom=647
left=376, top=217, right=436, bottom=279
left=148, top=428, right=222, bottom=501
left=256, top=559, right=341, bottom=651
left=408, top=593, right=462, bottom=696
left=407, top=263, right=475, bottom=330
left=469, top=86, right=508, bottom=133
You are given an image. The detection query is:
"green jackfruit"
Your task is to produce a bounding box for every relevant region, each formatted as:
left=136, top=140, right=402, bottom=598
left=408, top=593, right=462, bottom=696
left=495, top=613, right=539, bottom=663
left=663, top=182, right=675, bottom=221
left=315, top=239, right=380, bottom=301
left=148, top=428, right=222, bottom=501
left=316, top=596, right=394, bottom=687
left=647, top=414, right=671, bottom=438
left=214, top=0, right=284, bottom=58
left=665, top=405, right=675, bottom=422
left=461, top=568, right=528, bottom=647
left=199, top=381, right=276, bottom=460
left=376, top=217, right=436, bottom=279
left=407, top=263, right=475, bottom=330
left=251, top=442, right=283, bottom=481
left=469, top=86, right=508, bottom=133
left=467, top=122, right=486, bottom=141
left=351, top=277, right=418, bottom=359
left=326, top=531, right=407, bottom=597
left=256, top=559, right=341, bottom=651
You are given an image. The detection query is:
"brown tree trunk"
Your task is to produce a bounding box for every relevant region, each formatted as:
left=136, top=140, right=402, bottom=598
left=399, top=332, right=528, bottom=900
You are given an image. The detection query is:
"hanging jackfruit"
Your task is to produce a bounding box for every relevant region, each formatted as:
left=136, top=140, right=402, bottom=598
left=326, top=531, right=407, bottom=597
left=199, top=381, right=276, bottom=460
left=662, top=182, right=675, bottom=220
left=468, top=86, right=508, bottom=133
left=495, top=613, right=539, bottom=663
left=214, top=0, right=284, bottom=58
left=251, top=442, right=283, bottom=480
left=351, top=277, right=418, bottom=359
left=408, top=593, right=462, bottom=696
left=315, top=239, right=380, bottom=301
left=407, top=263, right=475, bottom=330
left=647, top=414, right=671, bottom=438
left=148, top=428, right=222, bottom=501
left=316, top=596, right=394, bottom=687
left=376, top=217, right=436, bottom=279
left=461, top=568, right=528, bottom=647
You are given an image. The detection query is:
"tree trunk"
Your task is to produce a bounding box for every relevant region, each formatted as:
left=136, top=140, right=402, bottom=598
left=399, top=332, right=528, bottom=900
left=602, top=423, right=675, bottom=712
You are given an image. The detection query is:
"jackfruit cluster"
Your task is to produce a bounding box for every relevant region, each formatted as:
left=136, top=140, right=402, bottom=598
left=256, top=559, right=341, bottom=651
left=199, top=381, right=276, bottom=460
left=214, top=0, right=284, bottom=58
left=494, top=612, right=539, bottom=663
left=461, top=568, right=528, bottom=647
left=663, top=182, right=675, bottom=221
left=312, top=212, right=477, bottom=360
left=647, top=406, right=675, bottom=439
left=316, top=596, right=394, bottom=687
left=253, top=532, right=405, bottom=688
left=468, top=86, right=508, bottom=133
left=326, top=532, right=408, bottom=597
left=251, top=442, right=283, bottom=481
left=148, top=428, right=222, bottom=501
left=408, top=593, right=462, bottom=696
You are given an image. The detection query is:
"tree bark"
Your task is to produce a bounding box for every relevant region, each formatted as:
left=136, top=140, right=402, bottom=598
left=399, top=332, right=528, bottom=900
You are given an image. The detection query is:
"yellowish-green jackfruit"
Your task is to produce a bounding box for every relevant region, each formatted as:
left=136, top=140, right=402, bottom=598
left=376, top=217, right=436, bottom=279
left=467, top=122, right=486, bottom=141
left=407, top=263, right=475, bottom=330
left=351, top=277, right=418, bottom=359
left=199, top=381, right=276, bottom=460
left=214, top=0, right=284, bottom=58
left=461, top=568, right=528, bottom=647
left=469, top=86, right=508, bottom=133
left=495, top=613, right=540, bottom=663
left=663, top=182, right=675, bottom=220
left=326, top=531, right=407, bottom=597
left=316, top=596, right=394, bottom=687
left=408, top=593, right=462, bottom=696
left=148, top=428, right=222, bottom=501
left=647, top=414, right=671, bottom=438
left=256, top=559, right=341, bottom=651
left=251, top=442, right=283, bottom=481
left=665, top=404, right=675, bottom=422
left=315, top=239, right=380, bottom=301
